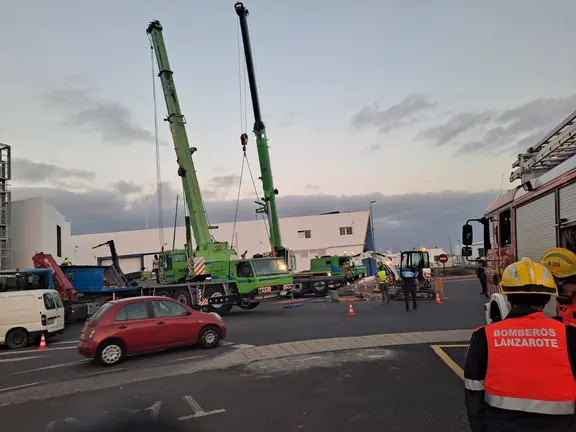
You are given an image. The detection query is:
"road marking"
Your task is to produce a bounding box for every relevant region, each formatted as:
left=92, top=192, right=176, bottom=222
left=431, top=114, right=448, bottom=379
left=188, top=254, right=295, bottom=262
left=0, top=381, right=47, bottom=393
left=165, top=355, right=206, bottom=364
left=11, top=359, right=91, bottom=375
left=272, top=298, right=311, bottom=305
left=178, top=395, right=225, bottom=420
left=0, top=346, right=76, bottom=357
left=80, top=368, right=126, bottom=378
left=430, top=344, right=468, bottom=380
left=220, top=341, right=234, bottom=346
left=0, top=355, right=48, bottom=363
left=51, top=340, right=78, bottom=346
left=232, top=344, right=255, bottom=349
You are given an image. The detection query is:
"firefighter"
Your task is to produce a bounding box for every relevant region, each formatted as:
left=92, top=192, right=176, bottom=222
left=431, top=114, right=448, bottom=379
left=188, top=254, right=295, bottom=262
left=541, top=247, right=576, bottom=323
left=464, top=257, right=576, bottom=432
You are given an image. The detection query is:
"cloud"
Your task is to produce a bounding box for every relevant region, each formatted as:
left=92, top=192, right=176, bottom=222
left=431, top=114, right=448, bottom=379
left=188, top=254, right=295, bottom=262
left=366, top=143, right=380, bottom=152
left=209, top=174, right=241, bottom=189
left=12, top=158, right=95, bottom=184
left=44, top=84, right=157, bottom=145
left=351, top=94, right=437, bottom=133
left=420, top=94, right=576, bottom=154
left=112, top=181, right=143, bottom=195
left=11, top=183, right=498, bottom=253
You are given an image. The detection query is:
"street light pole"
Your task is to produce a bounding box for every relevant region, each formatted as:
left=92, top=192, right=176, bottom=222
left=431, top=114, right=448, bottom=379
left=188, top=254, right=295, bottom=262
left=369, top=200, right=376, bottom=252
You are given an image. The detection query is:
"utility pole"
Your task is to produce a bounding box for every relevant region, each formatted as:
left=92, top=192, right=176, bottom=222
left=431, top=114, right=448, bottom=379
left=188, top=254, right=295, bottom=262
left=145, top=196, right=149, bottom=229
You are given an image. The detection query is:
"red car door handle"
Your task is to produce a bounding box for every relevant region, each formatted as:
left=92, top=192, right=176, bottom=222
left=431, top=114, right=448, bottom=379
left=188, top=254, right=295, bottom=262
left=156, top=322, right=165, bottom=325
left=117, top=325, right=128, bottom=330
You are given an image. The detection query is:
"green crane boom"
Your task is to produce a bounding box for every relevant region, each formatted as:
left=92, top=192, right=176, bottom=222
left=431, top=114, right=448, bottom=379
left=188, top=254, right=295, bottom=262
left=235, top=3, right=287, bottom=263
left=146, top=20, right=212, bottom=253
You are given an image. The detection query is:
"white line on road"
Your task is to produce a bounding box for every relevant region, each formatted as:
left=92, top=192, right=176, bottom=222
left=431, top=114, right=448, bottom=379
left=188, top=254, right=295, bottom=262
left=0, top=346, right=76, bottom=357
left=231, top=344, right=255, bottom=349
left=165, top=355, right=206, bottom=364
left=11, top=359, right=91, bottom=375
left=0, top=355, right=48, bottom=363
left=0, top=381, right=47, bottom=393
left=50, top=340, right=78, bottom=346
left=178, top=395, right=226, bottom=420
left=80, top=368, right=126, bottom=378
left=220, top=341, right=234, bottom=346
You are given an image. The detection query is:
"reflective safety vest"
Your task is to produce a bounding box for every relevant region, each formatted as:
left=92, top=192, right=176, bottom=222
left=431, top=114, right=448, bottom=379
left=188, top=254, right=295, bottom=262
left=377, top=270, right=387, bottom=283
left=482, top=312, right=576, bottom=415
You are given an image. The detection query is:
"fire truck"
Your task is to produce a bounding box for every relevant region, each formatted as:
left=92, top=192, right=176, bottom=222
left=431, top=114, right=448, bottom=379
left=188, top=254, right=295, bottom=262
left=462, top=108, right=576, bottom=324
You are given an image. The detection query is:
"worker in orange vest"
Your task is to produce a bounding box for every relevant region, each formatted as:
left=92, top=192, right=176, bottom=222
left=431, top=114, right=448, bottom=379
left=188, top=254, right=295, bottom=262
left=541, top=247, right=576, bottom=324
left=464, top=257, right=576, bottom=432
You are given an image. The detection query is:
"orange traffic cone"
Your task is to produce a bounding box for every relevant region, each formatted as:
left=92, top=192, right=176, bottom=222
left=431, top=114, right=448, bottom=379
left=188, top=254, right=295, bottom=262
left=348, top=303, right=356, bottom=316
left=435, top=292, right=442, bottom=304
left=38, top=334, right=47, bottom=350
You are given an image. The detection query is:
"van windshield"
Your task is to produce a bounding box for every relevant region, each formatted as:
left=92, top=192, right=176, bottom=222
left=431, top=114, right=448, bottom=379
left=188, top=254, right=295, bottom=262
left=89, top=303, right=113, bottom=322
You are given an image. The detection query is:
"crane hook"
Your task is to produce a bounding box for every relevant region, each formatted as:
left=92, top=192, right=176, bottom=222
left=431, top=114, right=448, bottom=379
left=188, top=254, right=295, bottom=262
left=240, top=133, right=248, bottom=153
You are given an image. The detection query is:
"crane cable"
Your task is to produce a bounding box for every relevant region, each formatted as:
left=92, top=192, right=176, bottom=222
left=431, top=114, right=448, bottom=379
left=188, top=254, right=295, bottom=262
left=231, top=20, right=271, bottom=250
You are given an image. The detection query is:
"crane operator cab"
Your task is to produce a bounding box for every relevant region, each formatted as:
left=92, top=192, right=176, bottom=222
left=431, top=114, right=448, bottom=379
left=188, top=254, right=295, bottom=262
left=399, top=249, right=435, bottom=299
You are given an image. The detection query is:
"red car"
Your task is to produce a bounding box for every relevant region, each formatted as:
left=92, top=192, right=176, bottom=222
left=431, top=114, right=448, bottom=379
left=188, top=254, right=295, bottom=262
left=77, top=296, right=226, bottom=366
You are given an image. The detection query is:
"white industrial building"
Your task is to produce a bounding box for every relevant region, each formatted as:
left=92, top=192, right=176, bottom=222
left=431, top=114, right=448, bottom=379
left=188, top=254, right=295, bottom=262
left=72, top=211, right=375, bottom=273
left=11, top=197, right=74, bottom=269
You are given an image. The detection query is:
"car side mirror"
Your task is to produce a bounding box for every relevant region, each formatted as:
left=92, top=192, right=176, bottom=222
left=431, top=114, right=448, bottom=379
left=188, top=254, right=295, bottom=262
left=462, top=224, right=473, bottom=246
left=462, top=247, right=473, bottom=257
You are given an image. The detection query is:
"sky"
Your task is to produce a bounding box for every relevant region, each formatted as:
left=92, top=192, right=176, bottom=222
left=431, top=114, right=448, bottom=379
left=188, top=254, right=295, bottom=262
left=3, top=0, right=576, bottom=253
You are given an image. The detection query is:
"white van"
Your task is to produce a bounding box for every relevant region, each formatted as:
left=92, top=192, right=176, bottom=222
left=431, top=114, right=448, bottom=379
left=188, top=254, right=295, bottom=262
left=0, top=289, right=66, bottom=349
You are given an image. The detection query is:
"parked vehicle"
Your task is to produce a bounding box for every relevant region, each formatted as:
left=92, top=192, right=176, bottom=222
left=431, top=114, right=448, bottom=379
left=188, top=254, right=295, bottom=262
left=77, top=296, right=226, bottom=366
left=0, top=288, right=65, bottom=349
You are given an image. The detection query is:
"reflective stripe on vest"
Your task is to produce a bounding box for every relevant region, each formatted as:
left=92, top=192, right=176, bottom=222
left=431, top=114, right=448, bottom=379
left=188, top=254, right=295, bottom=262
left=484, top=312, right=576, bottom=415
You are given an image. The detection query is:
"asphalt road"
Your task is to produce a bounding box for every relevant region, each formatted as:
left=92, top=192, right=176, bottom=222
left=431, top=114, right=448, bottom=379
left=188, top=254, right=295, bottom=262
left=0, top=280, right=483, bottom=392
left=1, top=344, right=471, bottom=432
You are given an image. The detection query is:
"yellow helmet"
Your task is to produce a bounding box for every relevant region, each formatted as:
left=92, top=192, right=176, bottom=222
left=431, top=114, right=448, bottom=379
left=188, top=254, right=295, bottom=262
left=540, top=247, right=576, bottom=279
left=499, top=257, right=558, bottom=296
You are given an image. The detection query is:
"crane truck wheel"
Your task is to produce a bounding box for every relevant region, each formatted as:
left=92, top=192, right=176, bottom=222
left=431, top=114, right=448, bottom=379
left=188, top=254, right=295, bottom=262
left=239, top=301, right=261, bottom=310
left=203, top=286, right=233, bottom=316
left=312, top=281, right=329, bottom=297
left=292, top=283, right=308, bottom=296
left=174, top=291, right=192, bottom=307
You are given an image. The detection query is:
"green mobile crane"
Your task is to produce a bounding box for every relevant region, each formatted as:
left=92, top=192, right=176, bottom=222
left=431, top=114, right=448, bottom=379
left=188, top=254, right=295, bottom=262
left=234, top=3, right=346, bottom=297
left=146, top=20, right=293, bottom=314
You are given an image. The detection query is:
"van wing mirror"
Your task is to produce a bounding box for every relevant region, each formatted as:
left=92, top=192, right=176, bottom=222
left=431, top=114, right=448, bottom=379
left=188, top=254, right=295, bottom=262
left=462, top=224, right=473, bottom=246
left=462, top=246, right=473, bottom=257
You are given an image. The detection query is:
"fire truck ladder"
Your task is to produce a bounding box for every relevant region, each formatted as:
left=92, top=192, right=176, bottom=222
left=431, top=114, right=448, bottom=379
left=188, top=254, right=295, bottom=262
left=510, top=108, right=576, bottom=183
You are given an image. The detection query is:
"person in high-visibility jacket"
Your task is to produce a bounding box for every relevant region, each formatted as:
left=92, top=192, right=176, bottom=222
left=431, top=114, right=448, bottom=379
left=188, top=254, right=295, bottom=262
left=376, top=265, right=391, bottom=303
left=541, top=247, right=576, bottom=324
left=61, top=258, right=72, bottom=266
left=464, top=257, right=576, bottom=432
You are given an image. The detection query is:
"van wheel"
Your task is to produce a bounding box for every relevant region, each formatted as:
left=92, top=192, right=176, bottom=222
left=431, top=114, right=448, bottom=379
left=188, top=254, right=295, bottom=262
left=6, top=329, right=28, bottom=349
left=97, top=340, right=125, bottom=366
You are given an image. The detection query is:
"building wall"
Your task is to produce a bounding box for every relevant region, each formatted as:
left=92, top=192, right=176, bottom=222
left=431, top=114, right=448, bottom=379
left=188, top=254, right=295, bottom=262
left=73, top=211, right=370, bottom=272
left=11, top=198, right=73, bottom=269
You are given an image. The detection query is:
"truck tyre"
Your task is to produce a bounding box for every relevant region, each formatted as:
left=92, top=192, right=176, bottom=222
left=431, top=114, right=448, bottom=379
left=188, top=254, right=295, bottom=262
left=292, top=283, right=308, bottom=297
left=6, top=328, right=28, bottom=349
left=239, top=301, right=260, bottom=310
left=204, top=286, right=233, bottom=316
left=174, top=291, right=192, bottom=307
left=312, top=281, right=329, bottom=297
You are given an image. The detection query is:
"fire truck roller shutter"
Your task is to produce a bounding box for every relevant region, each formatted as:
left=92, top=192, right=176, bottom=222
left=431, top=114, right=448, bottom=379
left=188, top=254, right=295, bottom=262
left=560, top=182, right=576, bottom=225
left=516, top=192, right=556, bottom=261
left=99, top=257, right=143, bottom=273
left=515, top=192, right=557, bottom=317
